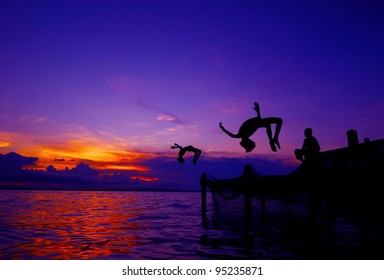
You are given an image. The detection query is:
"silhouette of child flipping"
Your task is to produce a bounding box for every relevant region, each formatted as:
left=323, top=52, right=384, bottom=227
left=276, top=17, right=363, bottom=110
left=219, top=102, right=283, bottom=152
left=294, top=128, right=320, bottom=163
left=171, top=143, right=202, bottom=165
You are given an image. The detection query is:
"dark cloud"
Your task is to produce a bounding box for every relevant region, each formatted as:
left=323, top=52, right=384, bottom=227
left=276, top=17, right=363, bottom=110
left=0, top=152, right=298, bottom=191
left=135, top=154, right=299, bottom=191
left=0, top=152, right=38, bottom=174
left=0, top=152, right=186, bottom=191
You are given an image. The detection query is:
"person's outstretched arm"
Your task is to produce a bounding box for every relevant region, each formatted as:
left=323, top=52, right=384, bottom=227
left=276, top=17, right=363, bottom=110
left=171, top=143, right=182, bottom=149
left=253, top=102, right=261, bottom=118
left=219, top=122, right=239, bottom=138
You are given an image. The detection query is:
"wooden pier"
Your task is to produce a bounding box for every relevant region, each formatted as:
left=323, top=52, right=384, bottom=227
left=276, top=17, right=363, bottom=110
left=199, top=131, right=384, bottom=258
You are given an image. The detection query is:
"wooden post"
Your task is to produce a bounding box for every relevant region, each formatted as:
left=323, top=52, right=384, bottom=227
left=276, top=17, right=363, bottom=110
left=261, top=195, right=266, bottom=215
left=244, top=184, right=252, bottom=224
left=242, top=165, right=253, bottom=224
left=200, top=173, right=207, bottom=218
left=347, top=129, right=359, bottom=147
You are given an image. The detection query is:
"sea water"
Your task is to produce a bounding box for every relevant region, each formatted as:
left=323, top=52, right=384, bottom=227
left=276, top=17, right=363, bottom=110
left=0, top=189, right=380, bottom=260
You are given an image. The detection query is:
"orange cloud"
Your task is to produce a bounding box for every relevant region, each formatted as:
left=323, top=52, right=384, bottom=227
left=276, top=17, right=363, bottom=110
left=0, top=141, right=10, bottom=147
left=103, top=165, right=149, bottom=171
left=130, top=176, right=159, bottom=182
left=0, top=128, right=159, bottom=172
left=29, top=140, right=155, bottom=171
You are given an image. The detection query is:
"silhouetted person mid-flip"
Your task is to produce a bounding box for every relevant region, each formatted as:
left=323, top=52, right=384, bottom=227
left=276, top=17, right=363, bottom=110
left=219, top=102, right=283, bottom=152
left=294, top=128, right=320, bottom=163
left=171, top=143, right=202, bottom=165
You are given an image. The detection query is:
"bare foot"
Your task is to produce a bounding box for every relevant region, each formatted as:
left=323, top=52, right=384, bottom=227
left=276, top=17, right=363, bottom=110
left=273, top=138, right=281, bottom=149
left=269, top=141, right=277, bottom=152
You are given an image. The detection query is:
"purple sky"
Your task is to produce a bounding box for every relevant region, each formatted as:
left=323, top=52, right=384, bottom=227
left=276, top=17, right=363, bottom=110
left=1, top=1, right=384, bottom=190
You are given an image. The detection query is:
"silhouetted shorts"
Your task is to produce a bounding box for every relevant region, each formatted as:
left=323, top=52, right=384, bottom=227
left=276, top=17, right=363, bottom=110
left=294, top=149, right=304, bottom=161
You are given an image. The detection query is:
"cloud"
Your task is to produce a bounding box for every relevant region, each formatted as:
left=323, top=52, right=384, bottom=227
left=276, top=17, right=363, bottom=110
left=19, top=116, right=48, bottom=124
left=221, top=108, right=239, bottom=114
left=0, top=152, right=164, bottom=191
left=0, top=122, right=165, bottom=173
left=25, top=128, right=151, bottom=170
left=156, top=114, right=177, bottom=122
left=0, top=141, right=10, bottom=148
left=134, top=96, right=185, bottom=124
left=106, top=75, right=185, bottom=124
left=156, top=113, right=185, bottom=124
left=123, top=153, right=299, bottom=191
left=0, top=150, right=299, bottom=192
left=0, top=152, right=38, bottom=174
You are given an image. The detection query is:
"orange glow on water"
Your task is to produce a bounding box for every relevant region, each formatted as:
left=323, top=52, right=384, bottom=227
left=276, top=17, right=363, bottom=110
left=3, top=191, right=150, bottom=259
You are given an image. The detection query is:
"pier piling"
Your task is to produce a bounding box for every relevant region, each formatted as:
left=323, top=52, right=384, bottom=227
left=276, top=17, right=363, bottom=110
left=200, top=173, right=207, bottom=218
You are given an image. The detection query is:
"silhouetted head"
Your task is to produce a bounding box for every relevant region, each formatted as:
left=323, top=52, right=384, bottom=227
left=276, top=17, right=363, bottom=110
left=240, top=138, right=256, bottom=153
left=304, top=128, right=313, bottom=137
left=177, top=157, right=185, bottom=163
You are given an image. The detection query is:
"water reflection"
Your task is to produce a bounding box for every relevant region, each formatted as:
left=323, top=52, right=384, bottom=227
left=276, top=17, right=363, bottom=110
left=0, top=190, right=147, bottom=259
left=2, top=190, right=383, bottom=259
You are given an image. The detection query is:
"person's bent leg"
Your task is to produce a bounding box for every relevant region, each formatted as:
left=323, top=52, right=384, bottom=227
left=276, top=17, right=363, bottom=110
left=294, top=149, right=304, bottom=162
left=266, top=125, right=277, bottom=151
left=273, top=118, right=283, bottom=149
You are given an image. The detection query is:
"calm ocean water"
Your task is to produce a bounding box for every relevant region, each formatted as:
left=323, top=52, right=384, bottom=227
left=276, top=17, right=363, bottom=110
left=0, top=189, right=382, bottom=260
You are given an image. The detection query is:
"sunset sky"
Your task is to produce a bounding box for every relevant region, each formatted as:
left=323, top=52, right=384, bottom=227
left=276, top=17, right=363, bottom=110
left=1, top=1, right=383, bottom=190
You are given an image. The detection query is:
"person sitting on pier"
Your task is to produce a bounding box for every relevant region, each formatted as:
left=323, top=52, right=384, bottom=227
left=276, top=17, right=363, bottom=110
left=171, top=143, right=202, bottom=165
left=219, top=102, right=283, bottom=152
left=294, top=127, right=321, bottom=164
